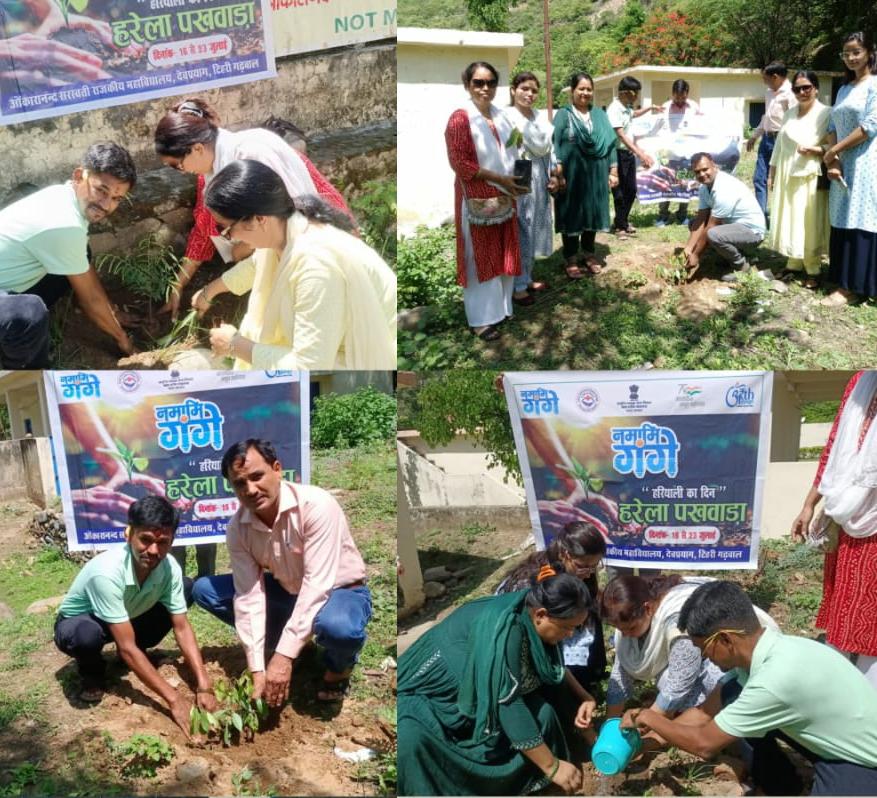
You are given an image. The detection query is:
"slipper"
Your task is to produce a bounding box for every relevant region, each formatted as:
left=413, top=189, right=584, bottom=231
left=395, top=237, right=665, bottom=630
left=614, top=229, right=630, bottom=240
left=565, top=263, right=585, bottom=281
left=471, top=325, right=501, bottom=341
left=79, top=685, right=104, bottom=703
left=582, top=256, right=603, bottom=275
left=624, top=225, right=638, bottom=234
left=528, top=281, right=549, bottom=292
left=513, top=294, right=536, bottom=306
left=801, top=277, right=820, bottom=290
left=317, top=677, right=350, bottom=703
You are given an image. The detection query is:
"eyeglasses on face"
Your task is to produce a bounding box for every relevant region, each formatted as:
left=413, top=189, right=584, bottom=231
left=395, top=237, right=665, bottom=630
left=792, top=84, right=815, bottom=94
left=219, top=218, right=243, bottom=240
left=700, top=628, right=746, bottom=654
left=471, top=78, right=498, bottom=89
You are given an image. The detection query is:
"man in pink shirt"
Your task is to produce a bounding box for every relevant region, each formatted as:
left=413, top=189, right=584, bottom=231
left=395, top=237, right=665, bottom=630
left=192, top=438, right=371, bottom=705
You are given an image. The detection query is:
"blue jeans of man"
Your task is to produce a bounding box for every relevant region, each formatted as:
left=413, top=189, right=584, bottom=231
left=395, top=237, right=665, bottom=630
left=192, top=573, right=371, bottom=673
left=753, top=134, right=776, bottom=221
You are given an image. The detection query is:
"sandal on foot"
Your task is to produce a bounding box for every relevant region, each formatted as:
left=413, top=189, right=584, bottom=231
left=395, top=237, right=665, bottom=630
left=565, top=263, right=585, bottom=280
left=317, top=677, right=350, bottom=702
left=471, top=325, right=501, bottom=341
left=582, top=256, right=603, bottom=275
left=801, top=277, right=820, bottom=290
left=528, top=281, right=549, bottom=292
left=79, top=685, right=104, bottom=703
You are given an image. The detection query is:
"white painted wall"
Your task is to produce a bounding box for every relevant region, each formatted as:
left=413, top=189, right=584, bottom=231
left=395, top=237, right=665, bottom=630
left=398, top=28, right=524, bottom=232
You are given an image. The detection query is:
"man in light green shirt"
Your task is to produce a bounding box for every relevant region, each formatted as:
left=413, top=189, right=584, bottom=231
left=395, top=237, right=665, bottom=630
left=623, top=580, right=877, bottom=796
left=0, top=142, right=136, bottom=367
left=54, top=496, right=218, bottom=738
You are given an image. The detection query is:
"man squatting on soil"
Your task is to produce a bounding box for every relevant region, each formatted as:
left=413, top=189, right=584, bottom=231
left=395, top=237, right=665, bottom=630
left=0, top=142, right=136, bottom=368
left=622, top=581, right=877, bottom=796
left=54, top=495, right=219, bottom=737
left=192, top=438, right=372, bottom=706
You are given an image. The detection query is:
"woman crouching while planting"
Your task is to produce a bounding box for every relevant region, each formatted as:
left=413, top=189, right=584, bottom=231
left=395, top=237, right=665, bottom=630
left=398, top=566, right=594, bottom=796
left=191, top=159, right=396, bottom=370
left=601, top=575, right=777, bottom=725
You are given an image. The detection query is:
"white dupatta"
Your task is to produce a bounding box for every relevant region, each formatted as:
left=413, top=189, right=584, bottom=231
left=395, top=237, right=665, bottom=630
left=614, top=578, right=778, bottom=681
left=504, top=106, right=552, bottom=158
left=819, top=371, right=877, bottom=538
left=466, top=99, right=517, bottom=193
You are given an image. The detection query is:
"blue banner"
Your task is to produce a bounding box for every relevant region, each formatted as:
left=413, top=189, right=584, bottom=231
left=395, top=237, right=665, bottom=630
left=504, top=372, right=773, bottom=570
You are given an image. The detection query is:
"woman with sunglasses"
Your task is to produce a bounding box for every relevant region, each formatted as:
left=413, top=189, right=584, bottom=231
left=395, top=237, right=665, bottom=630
left=820, top=32, right=877, bottom=307
left=399, top=567, right=594, bottom=796
left=153, top=99, right=353, bottom=318
left=446, top=61, right=529, bottom=342
left=497, top=522, right=607, bottom=694
left=184, top=159, right=394, bottom=369
left=766, top=70, right=831, bottom=289
left=600, top=575, right=777, bottom=724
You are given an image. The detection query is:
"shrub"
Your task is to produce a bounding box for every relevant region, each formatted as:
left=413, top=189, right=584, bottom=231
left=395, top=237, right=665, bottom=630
left=350, top=179, right=397, bottom=264
left=311, top=386, right=396, bottom=449
left=107, top=733, right=174, bottom=778
left=397, top=225, right=460, bottom=310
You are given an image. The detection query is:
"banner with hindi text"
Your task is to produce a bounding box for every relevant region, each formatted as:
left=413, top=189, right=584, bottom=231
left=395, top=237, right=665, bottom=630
left=45, top=370, right=308, bottom=551
left=504, top=371, right=772, bottom=570
left=0, top=0, right=275, bottom=125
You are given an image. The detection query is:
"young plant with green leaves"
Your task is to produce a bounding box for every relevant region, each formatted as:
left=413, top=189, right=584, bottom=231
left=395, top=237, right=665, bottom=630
left=106, top=733, right=174, bottom=779
left=189, top=672, right=268, bottom=746
left=231, top=766, right=277, bottom=797
left=96, top=438, right=148, bottom=481
left=97, top=234, right=183, bottom=307
left=53, top=0, right=89, bottom=25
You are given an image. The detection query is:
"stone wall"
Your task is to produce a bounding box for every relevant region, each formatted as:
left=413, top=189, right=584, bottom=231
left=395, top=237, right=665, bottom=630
left=0, top=41, right=396, bottom=256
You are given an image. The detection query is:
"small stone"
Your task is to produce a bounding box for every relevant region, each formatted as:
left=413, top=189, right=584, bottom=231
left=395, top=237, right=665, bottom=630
left=124, top=697, right=133, bottom=705
left=25, top=596, right=64, bottom=615
left=788, top=329, right=811, bottom=344
left=176, top=757, right=211, bottom=783
left=166, top=676, right=181, bottom=688
left=0, top=602, right=14, bottom=621
left=423, top=581, right=447, bottom=599
left=769, top=279, right=788, bottom=294
left=422, top=566, right=454, bottom=582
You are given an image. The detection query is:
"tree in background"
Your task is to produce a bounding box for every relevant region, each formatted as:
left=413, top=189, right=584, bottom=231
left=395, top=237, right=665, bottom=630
left=468, top=0, right=509, bottom=32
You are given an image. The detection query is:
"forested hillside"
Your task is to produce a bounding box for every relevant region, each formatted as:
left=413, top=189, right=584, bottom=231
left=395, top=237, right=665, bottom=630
left=400, top=0, right=876, bottom=102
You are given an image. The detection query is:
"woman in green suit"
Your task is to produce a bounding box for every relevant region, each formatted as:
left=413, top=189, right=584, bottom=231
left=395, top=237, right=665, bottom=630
left=553, top=72, right=618, bottom=278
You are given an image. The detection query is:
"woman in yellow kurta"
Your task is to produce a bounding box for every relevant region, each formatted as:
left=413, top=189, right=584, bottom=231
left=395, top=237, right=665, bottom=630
left=767, top=70, right=831, bottom=287
left=189, top=159, right=396, bottom=370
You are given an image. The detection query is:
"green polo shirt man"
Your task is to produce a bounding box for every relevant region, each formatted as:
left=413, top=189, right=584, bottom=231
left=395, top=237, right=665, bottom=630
left=54, top=496, right=218, bottom=738
left=622, top=580, right=877, bottom=796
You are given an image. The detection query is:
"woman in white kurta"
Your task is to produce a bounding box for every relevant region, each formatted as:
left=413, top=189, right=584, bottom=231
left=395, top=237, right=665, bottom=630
left=188, top=159, right=395, bottom=370
left=504, top=71, right=557, bottom=305
left=767, top=70, right=831, bottom=285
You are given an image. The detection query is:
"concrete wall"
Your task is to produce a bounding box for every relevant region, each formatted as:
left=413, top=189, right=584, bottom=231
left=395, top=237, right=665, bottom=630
left=0, top=438, right=56, bottom=506
left=0, top=42, right=396, bottom=257
left=398, top=28, right=523, bottom=232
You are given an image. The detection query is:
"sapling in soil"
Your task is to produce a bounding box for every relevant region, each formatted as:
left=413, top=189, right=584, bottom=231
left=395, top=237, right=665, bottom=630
left=190, top=672, right=268, bottom=746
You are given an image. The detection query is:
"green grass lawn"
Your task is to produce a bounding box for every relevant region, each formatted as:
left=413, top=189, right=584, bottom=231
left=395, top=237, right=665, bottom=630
left=398, top=149, right=877, bottom=370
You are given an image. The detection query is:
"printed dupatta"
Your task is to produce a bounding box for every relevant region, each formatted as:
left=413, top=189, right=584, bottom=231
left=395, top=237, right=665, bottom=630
left=562, top=104, right=616, bottom=161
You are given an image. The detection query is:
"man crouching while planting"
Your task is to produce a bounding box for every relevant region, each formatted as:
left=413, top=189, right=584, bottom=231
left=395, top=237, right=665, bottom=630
left=621, top=581, right=877, bottom=796
left=192, top=438, right=372, bottom=708
left=54, top=495, right=218, bottom=736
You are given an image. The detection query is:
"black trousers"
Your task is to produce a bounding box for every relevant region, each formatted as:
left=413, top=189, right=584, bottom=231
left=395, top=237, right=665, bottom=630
left=54, top=577, right=193, bottom=682
left=561, top=230, right=597, bottom=259
left=612, top=149, right=638, bottom=231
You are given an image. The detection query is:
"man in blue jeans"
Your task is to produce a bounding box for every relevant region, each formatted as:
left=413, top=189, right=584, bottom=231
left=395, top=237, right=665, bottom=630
left=745, top=62, right=796, bottom=225
left=193, top=438, right=371, bottom=708
left=622, top=581, right=877, bottom=796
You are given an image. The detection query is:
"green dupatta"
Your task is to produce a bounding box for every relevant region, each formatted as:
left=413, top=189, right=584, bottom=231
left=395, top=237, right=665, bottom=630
left=562, top=104, right=616, bottom=161
left=457, top=590, right=565, bottom=741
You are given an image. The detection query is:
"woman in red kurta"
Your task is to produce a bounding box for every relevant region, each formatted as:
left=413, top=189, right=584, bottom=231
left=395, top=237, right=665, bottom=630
left=791, top=370, right=877, bottom=688
left=446, top=61, right=527, bottom=341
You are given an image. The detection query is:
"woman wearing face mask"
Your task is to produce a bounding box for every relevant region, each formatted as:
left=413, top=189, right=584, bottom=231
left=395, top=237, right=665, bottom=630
left=766, top=70, right=831, bottom=289
left=821, top=32, right=877, bottom=307
left=601, top=575, right=777, bottom=721
left=188, top=159, right=395, bottom=370
left=446, top=61, right=529, bottom=342
left=153, top=99, right=353, bottom=317
left=504, top=71, right=558, bottom=306
left=553, top=72, right=618, bottom=279
left=398, top=568, right=593, bottom=796
left=497, top=522, right=607, bottom=694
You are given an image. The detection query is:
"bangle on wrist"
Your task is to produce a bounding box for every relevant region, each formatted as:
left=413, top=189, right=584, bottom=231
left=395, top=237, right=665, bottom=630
left=547, top=758, right=560, bottom=781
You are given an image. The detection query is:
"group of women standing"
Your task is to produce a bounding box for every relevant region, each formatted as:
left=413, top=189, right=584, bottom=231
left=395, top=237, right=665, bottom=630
left=150, top=98, right=396, bottom=369
left=767, top=32, right=877, bottom=306
left=398, top=521, right=781, bottom=795
left=446, top=63, right=615, bottom=341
